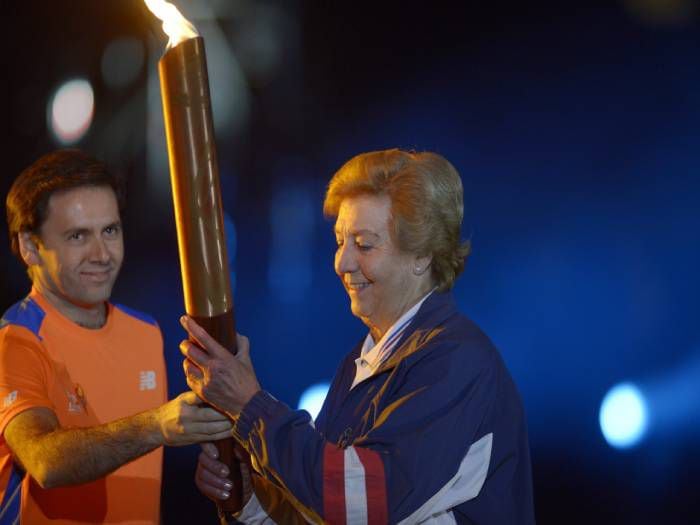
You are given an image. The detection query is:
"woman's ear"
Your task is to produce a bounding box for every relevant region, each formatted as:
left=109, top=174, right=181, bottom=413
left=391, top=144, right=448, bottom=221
left=412, top=254, right=433, bottom=276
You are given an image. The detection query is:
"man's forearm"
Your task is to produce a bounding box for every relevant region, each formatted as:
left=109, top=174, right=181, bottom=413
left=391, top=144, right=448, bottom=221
left=7, top=391, right=231, bottom=489
left=24, top=408, right=163, bottom=489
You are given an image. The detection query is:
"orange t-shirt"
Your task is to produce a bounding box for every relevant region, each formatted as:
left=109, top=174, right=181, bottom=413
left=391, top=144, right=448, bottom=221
left=0, top=289, right=167, bottom=524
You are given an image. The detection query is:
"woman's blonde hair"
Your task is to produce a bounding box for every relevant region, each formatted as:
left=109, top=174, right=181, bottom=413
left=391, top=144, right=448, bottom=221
left=323, top=149, right=470, bottom=291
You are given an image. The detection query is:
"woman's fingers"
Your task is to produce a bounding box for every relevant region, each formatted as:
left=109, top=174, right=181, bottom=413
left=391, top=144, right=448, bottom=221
left=196, top=450, right=233, bottom=500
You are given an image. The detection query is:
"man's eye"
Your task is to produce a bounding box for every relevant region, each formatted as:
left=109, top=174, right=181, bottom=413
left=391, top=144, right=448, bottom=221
left=356, top=243, right=372, bottom=252
left=68, top=232, right=83, bottom=241
left=105, top=226, right=120, bottom=236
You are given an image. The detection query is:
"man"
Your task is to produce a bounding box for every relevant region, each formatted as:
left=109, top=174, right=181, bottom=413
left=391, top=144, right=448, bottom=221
left=0, top=150, right=233, bottom=524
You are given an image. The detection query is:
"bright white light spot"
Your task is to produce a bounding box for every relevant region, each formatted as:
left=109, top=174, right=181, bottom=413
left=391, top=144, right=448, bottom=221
left=599, top=382, right=648, bottom=449
left=297, top=382, right=330, bottom=420
left=49, top=79, right=94, bottom=145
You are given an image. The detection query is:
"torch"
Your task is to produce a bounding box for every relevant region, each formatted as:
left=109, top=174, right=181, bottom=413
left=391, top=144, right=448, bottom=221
left=144, top=0, right=246, bottom=519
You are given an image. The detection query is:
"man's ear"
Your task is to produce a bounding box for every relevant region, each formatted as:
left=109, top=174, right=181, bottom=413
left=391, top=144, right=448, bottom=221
left=18, top=232, right=41, bottom=267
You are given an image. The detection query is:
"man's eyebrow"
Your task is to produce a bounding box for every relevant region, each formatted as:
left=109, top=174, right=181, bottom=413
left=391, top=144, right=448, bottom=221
left=61, top=227, right=90, bottom=236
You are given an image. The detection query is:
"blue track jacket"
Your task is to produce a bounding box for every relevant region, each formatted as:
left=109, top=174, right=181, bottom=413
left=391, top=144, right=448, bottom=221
left=232, top=291, right=535, bottom=524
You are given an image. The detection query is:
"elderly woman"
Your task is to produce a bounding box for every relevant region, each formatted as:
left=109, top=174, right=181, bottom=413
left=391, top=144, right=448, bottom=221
left=180, top=149, right=535, bottom=523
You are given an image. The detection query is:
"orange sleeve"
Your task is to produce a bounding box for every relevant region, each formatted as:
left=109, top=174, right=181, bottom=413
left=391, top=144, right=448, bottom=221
left=0, top=328, right=54, bottom=435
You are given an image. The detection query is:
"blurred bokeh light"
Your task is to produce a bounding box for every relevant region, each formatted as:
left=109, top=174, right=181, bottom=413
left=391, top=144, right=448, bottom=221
left=48, top=78, right=94, bottom=145
left=600, top=382, right=649, bottom=449
left=297, top=382, right=331, bottom=420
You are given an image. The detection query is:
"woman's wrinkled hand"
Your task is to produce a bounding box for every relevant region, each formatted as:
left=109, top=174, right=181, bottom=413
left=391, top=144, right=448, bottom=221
left=179, top=316, right=261, bottom=417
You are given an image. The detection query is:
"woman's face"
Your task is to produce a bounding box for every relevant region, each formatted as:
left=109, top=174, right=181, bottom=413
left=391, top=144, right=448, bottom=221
left=334, top=194, right=428, bottom=338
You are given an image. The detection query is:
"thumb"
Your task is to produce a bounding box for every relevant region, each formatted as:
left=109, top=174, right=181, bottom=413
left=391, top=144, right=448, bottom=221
left=236, top=334, right=252, bottom=365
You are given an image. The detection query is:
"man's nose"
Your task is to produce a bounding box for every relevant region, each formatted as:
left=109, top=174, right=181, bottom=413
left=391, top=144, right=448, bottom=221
left=89, top=238, right=111, bottom=263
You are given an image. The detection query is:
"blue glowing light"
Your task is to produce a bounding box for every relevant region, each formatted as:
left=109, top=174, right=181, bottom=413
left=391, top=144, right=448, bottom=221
left=297, top=382, right=330, bottom=420
left=599, top=382, right=648, bottom=449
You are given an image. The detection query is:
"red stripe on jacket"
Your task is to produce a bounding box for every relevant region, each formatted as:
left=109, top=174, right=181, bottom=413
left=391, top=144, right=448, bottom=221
left=323, top=444, right=346, bottom=524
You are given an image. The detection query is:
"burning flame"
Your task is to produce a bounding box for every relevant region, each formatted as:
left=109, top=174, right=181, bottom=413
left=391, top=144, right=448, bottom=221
left=144, top=0, right=198, bottom=49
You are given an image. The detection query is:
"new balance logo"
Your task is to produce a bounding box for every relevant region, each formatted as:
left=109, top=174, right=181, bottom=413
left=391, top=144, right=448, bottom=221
left=67, top=392, right=84, bottom=413
left=3, top=391, right=17, bottom=408
left=139, top=371, right=157, bottom=391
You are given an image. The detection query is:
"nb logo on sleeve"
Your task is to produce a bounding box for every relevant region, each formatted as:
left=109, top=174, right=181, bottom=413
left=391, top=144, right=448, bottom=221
left=139, top=371, right=157, bottom=391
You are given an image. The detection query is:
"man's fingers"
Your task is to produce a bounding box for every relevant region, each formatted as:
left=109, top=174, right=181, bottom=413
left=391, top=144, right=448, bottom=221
left=185, top=429, right=234, bottom=444
left=195, top=406, right=231, bottom=422
left=182, top=403, right=233, bottom=428
left=205, top=429, right=236, bottom=441
left=187, top=420, right=233, bottom=436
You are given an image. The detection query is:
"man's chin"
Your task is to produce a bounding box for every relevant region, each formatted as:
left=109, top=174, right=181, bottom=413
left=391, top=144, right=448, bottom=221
left=71, top=283, right=115, bottom=308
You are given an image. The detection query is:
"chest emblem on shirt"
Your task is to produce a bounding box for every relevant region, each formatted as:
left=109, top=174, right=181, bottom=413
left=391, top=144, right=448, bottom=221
left=67, top=384, right=87, bottom=413
left=139, top=371, right=157, bottom=391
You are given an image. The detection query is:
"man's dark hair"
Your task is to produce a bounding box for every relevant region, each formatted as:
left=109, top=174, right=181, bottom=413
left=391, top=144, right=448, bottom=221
left=6, top=149, right=125, bottom=261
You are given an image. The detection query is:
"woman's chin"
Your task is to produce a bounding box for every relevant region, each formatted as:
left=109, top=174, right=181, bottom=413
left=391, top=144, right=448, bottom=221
left=349, top=299, right=371, bottom=320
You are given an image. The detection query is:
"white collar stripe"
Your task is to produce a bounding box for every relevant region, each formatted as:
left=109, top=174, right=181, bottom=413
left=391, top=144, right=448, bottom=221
left=352, top=291, right=434, bottom=389
left=377, top=315, right=414, bottom=359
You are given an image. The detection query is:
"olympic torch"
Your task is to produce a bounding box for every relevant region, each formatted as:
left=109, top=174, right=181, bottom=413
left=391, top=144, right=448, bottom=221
left=144, top=0, right=245, bottom=518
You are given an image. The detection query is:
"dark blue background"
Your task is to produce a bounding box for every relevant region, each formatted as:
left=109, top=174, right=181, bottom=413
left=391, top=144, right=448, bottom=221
left=2, top=1, right=699, bottom=523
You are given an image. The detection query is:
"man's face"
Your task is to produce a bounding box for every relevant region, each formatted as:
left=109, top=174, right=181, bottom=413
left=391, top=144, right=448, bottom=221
left=334, top=193, right=422, bottom=336
left=30, top=185, right=123, bottom=308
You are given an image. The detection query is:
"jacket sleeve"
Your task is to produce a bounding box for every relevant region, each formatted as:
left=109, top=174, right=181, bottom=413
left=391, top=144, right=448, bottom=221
left=236, top=474, right=317, bottom=524
left=232, top=340, right=502, bottom=524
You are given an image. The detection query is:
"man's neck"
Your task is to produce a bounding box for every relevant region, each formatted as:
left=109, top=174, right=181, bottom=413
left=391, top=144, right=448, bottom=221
left=35, top=285, right=107, bottom=329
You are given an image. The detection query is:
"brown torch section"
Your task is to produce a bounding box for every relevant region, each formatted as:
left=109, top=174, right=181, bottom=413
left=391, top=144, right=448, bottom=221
left=158, top=36, right=246, bottom=517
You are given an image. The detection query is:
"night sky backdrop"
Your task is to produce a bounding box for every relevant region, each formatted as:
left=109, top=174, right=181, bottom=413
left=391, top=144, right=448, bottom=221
left=3, top=1, right=700, bottom=523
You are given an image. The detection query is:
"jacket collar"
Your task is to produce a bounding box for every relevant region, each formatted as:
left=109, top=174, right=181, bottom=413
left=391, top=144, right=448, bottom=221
left=373, top=290, right=458, bottom=375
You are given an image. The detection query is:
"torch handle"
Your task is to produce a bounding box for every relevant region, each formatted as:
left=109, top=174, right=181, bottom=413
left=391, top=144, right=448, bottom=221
left=191, top=310, right=251, bottom=516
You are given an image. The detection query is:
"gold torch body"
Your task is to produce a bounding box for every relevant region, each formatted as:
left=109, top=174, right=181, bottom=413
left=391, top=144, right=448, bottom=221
left=158, top=36, right=244, bottom=516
